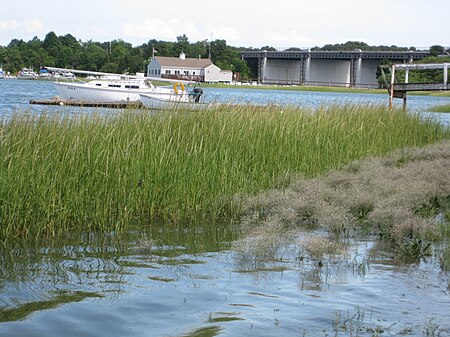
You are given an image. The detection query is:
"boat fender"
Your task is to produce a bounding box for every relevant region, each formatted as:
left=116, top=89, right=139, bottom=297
left=173, top=82, right=185, bottom=94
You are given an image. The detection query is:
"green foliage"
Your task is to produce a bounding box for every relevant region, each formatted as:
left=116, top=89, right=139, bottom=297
left=429, top=45, right=445, bottom=56
left=0, top=32, right=251, bottom=79
left=311, top=41, right=416, bottom=52
left=430, top=104, right=450, bottom=113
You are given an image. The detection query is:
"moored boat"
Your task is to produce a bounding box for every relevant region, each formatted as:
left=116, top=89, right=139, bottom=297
left=54, top=78, right=159, bottom=102
left=17, top=68, right=38, bottom=79
left=46, top=67, right=195, bottom=103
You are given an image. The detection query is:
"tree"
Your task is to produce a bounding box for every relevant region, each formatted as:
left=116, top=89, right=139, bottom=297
left=429, top=45, right=445, bottom=56
left=82, top=41, right=108, bottom=71
left=176, top=34, right=190, bottom=55
left=43, top=32, right=62, bottom=61
left=259, top=46, right=277, bottom=51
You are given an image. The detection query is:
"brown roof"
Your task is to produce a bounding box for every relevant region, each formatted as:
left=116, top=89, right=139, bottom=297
left=155, top=56, right=213, bottom=69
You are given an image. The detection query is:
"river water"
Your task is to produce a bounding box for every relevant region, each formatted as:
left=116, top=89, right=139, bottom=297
left=0, top=79, right=449, bottom=337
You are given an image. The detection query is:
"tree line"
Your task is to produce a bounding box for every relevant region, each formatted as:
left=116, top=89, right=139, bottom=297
left=0, top=32, right=252, bottom=79
left=0, top=32, right=448, bottom=82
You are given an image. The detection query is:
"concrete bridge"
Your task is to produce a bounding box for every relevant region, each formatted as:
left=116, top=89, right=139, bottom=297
left=240, top=50, right=431, bottom=88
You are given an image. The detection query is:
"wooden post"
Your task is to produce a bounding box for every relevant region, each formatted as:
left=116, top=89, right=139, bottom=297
left=444, top=64, right=448, bottom=86
left=389, top=64, right=396, bottom=111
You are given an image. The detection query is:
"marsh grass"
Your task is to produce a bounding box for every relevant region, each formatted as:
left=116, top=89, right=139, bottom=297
left=429, top=104, right=450, bottom=113
left=238, top=139, right=450, bottom=263
left=1, top=103, right=449, bottom=242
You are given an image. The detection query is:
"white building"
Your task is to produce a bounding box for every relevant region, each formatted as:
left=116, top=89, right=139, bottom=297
left=147, top=52, right=233, bottom=83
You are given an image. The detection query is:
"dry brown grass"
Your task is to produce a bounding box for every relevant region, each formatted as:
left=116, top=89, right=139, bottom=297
left=236, top=140, right=450, bottom=261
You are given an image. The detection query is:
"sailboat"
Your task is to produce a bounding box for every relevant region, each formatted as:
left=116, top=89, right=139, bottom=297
left=45, top=67, right=204, bottom=104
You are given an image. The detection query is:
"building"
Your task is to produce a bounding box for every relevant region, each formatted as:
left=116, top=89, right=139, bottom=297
left=147, top=52, right=233, bottom=83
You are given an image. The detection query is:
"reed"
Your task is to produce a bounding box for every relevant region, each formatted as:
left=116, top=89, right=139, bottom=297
left=1, top=104, right=449, bottom=241
left=429, top=104, right=450, bottom=113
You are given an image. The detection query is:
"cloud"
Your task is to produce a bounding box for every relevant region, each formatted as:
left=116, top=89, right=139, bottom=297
left=122, top=18, right=195, bottom=41
left=0, top=19, right=18, bottom=31
left=23, top=19, right=43, bottom=33
left=122, top=19, right=239, bottom=44
left=0, top=18, right=43, bottom=34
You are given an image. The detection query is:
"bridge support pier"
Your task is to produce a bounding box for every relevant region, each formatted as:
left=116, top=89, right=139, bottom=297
left=257, top=52, right=267, bottom=84
left=350, top=51, right=362, bottom=87
left=299, top=55, right=311, bottom=84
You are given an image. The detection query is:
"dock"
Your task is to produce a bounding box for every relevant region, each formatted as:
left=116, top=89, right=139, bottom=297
left=380, top=63, right=449, bottom=110
left=29, top=98, right=143, bottom=108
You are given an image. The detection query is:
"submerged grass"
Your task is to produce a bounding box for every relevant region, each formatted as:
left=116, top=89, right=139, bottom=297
left=429, top=104, right=450, bottom=113
left=237, top=140, right=450, bottom=264
left=1, top=103, right=449, bottom=242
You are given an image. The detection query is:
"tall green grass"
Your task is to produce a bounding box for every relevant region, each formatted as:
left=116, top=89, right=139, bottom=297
left=429, top=104, right=450, bottom=113
left=1, top=104, right=449, bottom=241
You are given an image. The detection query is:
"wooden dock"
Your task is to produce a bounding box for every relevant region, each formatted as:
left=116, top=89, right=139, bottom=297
left=380, top=63, right=449, bottom=110
left=29, top=98, right=143, bottom=108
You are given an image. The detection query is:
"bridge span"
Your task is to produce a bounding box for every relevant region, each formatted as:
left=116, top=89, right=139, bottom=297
left=240, top=50, right=430, bottom=88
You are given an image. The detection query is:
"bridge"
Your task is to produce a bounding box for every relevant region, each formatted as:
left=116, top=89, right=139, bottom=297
left=240, top=50, right=431, bottom=88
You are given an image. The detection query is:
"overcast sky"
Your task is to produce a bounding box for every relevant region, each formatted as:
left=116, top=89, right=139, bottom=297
left=1, top=0, right=448, bottom=49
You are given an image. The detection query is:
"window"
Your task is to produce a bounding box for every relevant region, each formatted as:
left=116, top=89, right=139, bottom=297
left=166, top=70, right=171, bottom=74
left=175, top=70, right=180, bottom=75
left=184, top=71, right=189, bottom=75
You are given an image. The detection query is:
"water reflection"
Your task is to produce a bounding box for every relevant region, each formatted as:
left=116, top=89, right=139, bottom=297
left=0, top=225, right=449, bottom=336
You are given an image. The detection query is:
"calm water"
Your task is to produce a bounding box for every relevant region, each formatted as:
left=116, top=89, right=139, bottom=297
left=1, top=79, right=450, bottom=337
left=1, top=78, right=450, bottom=117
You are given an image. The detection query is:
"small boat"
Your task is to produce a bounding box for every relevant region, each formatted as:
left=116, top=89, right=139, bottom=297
left=17, top=68, right=38, bottom=79
left=140, top=88, right=210, bottom=110
left=39, top=67, right=53, bottom=79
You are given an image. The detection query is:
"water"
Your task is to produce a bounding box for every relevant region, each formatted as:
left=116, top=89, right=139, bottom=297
left=1, top=79, right=450, bottom=336
left=1, top=79, right=450, bottom=123
left=1, top=230, right=449, bottom=337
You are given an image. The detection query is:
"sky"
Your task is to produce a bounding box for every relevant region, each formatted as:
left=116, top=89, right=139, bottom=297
left=0, top=0, right=449, bottom=49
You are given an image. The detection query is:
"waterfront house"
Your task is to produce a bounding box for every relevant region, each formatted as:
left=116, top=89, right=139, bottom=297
left=147, top=52, right=233, bottom=83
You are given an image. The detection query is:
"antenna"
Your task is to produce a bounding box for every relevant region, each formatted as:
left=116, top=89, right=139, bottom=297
left=208, top=32, right=212, bottom=59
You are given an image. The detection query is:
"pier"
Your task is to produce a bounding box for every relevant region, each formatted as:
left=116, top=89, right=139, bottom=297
left=380, top=63, right=449, bottom=110
left=29, top=98, right=143, bottom=108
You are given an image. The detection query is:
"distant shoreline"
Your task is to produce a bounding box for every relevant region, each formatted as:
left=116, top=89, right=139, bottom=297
left=201, top=82, right=450, bottom=97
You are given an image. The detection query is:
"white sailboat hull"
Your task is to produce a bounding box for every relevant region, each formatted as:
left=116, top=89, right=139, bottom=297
left=54, top=81, right=154, bottom=102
